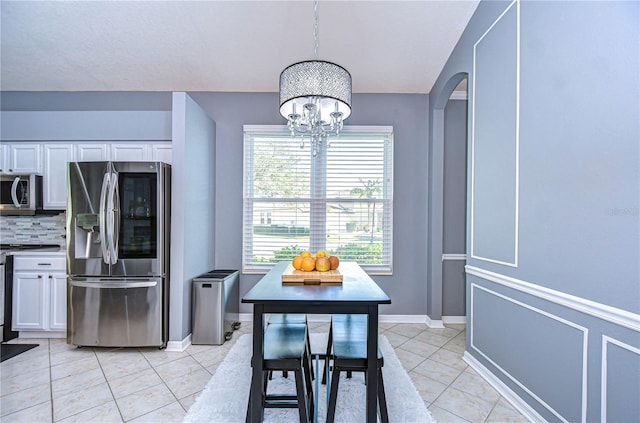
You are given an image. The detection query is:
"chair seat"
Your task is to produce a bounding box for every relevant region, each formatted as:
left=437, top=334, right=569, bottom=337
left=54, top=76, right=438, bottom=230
left=263, top=323, right=307, bottom=361
left=331, top=314, right=382, bottom=364
left=268, top=313, right=307, bottom=325
left=248, top=322, right=314, bottom=422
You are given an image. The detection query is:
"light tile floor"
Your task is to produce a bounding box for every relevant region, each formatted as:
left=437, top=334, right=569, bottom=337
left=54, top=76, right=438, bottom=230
left=1, top=322, right=529, bottom=422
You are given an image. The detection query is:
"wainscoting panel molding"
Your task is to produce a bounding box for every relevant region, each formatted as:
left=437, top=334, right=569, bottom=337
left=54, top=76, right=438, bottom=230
left=601, top=336, right=640, bottom=422
left=470, top=0, right=520, bottom=267
left=466, top=265, right=640, bottom=332
left=471, top=283, right=588, bottom=422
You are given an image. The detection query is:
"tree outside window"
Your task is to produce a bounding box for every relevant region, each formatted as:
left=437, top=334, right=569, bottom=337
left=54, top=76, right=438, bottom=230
left=243, top=126, right=393, bottom=274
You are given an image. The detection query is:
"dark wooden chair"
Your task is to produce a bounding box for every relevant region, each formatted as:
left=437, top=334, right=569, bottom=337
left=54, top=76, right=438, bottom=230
left=267, top=314, right=313, bottom=381
left=246, top=322, right=314, bottom=423
left=324, top=314, right=389, bottom=423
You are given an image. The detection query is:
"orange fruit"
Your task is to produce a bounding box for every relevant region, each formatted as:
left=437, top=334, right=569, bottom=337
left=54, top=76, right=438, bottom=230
left=300, top=251, right=311, bottom=258
left=292, top=256, right=304, bottom=270
left=328, top=256, right=340, bottom=270
left=316, top=250, right=327, bottom=258
left=301, top=257, right=316, bottom=272
left=315, top=257, right=330, bottom=272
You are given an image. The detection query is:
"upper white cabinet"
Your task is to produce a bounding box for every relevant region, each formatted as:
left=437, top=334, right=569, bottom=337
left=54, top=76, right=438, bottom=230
left=76, top=143, right=109, bottom=161
left=151, top=143, right=173, bottom=164
left=43, top=144, right=74, bottom=209
left=111, top=143, right=149, bottom=162
left=0, top=143, right=7, bottom=173
left=1, top=111, right=173, bottom=209
left=2, top=143, right=41, bottom=174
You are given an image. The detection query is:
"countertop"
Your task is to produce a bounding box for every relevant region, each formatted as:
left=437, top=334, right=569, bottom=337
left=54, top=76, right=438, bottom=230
left=10, top=248, right=65, bottom=256
left=1, top=244, right=66, bottom=256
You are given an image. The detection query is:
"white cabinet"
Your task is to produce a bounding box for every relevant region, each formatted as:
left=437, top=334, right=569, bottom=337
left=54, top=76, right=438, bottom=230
left=43, top=143, right=74, bottom=209
left=151, top=143, right=172, bottom=164
left=12, top=272, right=47, bottom=330
left=2, top=143, right=41, bottom=174
left=1, top=142, right=172, bottom=209
left=76, top=143, right=109, bottom=161
left=111, top=143, right=149, bottom=161
left=0, top=143, right=7, bottom=173
left=12, top=255, right=66, bottom=334
left=49, top=273, right=67, bottom=330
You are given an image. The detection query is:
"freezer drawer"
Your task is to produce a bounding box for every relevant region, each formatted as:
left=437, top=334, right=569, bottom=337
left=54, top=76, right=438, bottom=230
left=192, top=270, right=239, bottom=345
left=67, top=277, right=166, bottom=348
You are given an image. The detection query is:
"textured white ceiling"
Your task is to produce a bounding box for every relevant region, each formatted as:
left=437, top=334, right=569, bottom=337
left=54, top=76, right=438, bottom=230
left=0, top=0, right=478, bottom=94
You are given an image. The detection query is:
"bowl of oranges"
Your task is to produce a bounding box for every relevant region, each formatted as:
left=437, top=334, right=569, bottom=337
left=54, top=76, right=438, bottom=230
left=291, top=250, right=340, bottom=272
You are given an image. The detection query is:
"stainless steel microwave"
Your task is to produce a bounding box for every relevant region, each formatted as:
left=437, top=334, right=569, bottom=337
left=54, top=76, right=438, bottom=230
left=0, top=174, right=43, bottom=215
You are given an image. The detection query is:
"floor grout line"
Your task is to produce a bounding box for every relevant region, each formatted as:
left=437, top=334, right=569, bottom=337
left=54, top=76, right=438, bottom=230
left=1, top=324, right=527, bottom=423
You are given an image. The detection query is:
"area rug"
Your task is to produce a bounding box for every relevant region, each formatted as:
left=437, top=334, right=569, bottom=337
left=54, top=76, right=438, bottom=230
left=0, top=343, right=39, bottom=363
left=184, top=333, right=432, bottom=423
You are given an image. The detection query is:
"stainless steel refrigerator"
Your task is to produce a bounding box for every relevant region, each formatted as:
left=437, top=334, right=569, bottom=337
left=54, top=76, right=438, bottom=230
left=66, top=161, right=171, bottom=348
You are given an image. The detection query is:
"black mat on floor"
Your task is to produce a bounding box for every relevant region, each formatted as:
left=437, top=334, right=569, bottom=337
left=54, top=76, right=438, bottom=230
left=1, top=343, right=39, bottom=363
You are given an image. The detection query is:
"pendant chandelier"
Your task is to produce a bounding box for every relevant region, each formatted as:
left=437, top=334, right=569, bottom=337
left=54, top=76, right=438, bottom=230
left=279, top=0, right=352, bottom=157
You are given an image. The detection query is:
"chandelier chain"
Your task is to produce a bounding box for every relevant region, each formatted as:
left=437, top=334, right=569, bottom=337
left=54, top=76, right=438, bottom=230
left=314, top=0, right=319, bottom=59
left=279, top=0, right=351, bottom=158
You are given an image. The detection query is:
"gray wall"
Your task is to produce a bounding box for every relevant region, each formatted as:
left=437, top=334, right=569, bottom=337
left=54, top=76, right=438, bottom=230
left=442, top=99, right=468, bottom=317
left=431, top=0, right=640, bottom=421
left=0, top=91, right=442, bottom=318
left=189, top=92, right=431, bottom=315
left=169, top=92, right=216, bottom=341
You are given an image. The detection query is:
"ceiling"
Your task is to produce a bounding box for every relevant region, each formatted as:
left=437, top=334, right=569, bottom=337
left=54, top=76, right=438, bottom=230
left=0, top=0, right=478, bottom=94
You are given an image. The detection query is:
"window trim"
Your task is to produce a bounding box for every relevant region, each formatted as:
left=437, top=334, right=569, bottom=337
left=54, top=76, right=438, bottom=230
left=242, top=125, right=394, bottom=275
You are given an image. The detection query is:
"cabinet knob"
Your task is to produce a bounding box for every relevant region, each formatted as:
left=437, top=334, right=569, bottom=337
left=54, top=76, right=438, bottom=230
left=48, top=275, right=53, bottom=279
left=37, top=275, right=43, bottom=279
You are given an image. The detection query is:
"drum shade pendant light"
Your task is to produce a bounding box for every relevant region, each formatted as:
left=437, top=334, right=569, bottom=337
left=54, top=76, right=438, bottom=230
left=279, top=0, right=352, bottom=157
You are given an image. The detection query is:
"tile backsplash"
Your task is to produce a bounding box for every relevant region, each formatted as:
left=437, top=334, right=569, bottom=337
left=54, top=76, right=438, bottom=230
left=0, top=213, right=66, bottom=246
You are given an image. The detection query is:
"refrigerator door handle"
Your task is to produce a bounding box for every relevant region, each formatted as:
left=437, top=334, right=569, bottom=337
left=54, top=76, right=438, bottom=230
left=68, top=279, right=159, bottom=289
left=107, top=172, right=119, bottom=264
left=99, top=172, right=111, bottom=264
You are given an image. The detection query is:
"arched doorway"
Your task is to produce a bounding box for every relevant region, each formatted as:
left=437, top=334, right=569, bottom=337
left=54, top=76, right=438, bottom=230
left=427, top=72, right=469, bottom=327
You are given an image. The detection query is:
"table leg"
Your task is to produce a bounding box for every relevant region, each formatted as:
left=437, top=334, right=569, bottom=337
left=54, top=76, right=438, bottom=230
left=366, top=305, right=379, bottom=423
left=249, top=304, right=265, bottom=423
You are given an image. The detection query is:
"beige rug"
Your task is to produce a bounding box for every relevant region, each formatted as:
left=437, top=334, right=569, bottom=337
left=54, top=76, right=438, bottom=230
left=184, top=333, right=433, bottom=422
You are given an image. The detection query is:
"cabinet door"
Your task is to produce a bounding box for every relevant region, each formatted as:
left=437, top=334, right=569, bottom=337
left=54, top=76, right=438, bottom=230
left=151, top=143, right=172, bottom=164
left=49, top=273, right=67, bottom=330
left=76, top=143, right=110, bottom=161
left=12, top=272, right=46, bottom=330
left=0, top=143, right=7, bottom=173
left=111, top=144, right=149, bottom=161
left=6, top=143, right=41, bottom=173
left=43, top=143, right=74, bottom=209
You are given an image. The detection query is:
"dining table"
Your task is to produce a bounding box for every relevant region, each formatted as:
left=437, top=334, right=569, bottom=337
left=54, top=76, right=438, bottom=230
left=242, top=260, right=391, bottom=423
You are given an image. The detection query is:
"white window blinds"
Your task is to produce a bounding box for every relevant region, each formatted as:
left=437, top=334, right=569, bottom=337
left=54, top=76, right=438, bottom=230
left=243, top=125, right=393, bottom=274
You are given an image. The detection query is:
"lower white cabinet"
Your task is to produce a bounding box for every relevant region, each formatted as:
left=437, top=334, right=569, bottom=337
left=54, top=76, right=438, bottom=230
left=12, top=255, right=66, bottom=334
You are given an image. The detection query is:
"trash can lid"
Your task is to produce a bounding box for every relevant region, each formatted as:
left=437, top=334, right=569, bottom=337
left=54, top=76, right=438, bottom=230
left=193, top=269, right=239, bottom=280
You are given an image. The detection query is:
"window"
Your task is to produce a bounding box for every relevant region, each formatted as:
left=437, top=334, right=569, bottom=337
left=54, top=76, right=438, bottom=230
left=243, top=125, right=393, bottom=274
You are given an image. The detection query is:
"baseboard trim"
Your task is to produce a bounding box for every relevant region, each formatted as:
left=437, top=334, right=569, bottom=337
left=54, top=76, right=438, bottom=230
left=239, top=313, right=452, bottom=326
left=426, top=315, right=446, bottom=329
left=464, top=351, right=546, bottom=423
left=443, top=316, right=466, bottom=325
left=166, top=334, right=191, bottom=352
left=381, top=315, right=427, bottom=324
left=18, top=331, right=65, bottom=339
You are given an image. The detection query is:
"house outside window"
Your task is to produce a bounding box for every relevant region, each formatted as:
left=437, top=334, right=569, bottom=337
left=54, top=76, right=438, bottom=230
left=243, top=125, right=394, bottom=274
